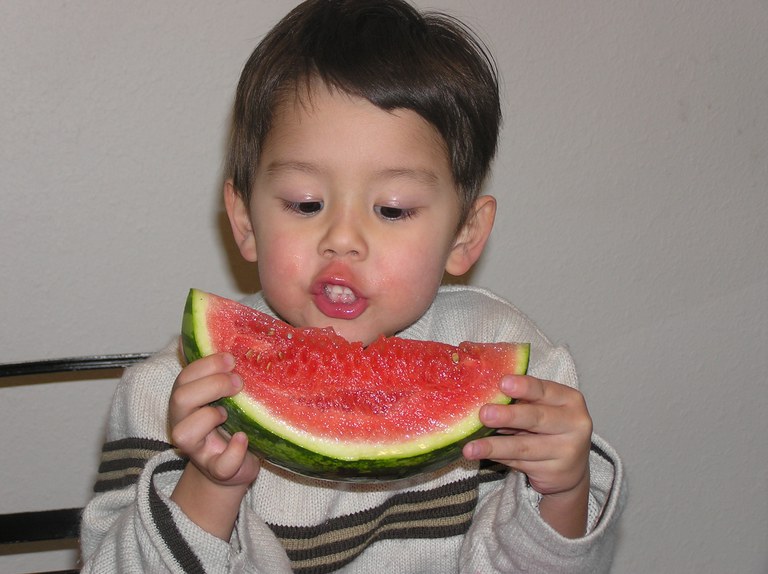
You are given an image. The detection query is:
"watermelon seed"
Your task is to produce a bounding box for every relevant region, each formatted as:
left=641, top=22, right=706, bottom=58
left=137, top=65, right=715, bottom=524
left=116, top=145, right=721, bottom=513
left=245, top=349, right=255, bottom=359
left=452, top=352, right=460, bottom=364
left=286, top=333, right=293, bottom=339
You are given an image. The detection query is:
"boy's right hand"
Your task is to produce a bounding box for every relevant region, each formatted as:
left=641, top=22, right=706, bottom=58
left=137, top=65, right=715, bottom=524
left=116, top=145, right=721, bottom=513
left=169, top=352, right=261, bottom=488
left=168, top=352, right=260, bottom=539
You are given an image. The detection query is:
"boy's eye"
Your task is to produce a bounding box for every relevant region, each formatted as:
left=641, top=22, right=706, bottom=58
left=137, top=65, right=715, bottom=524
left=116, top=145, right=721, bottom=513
left=375, top=205, right=416, bottom=221
left=284, top=200, right=323, bottom=215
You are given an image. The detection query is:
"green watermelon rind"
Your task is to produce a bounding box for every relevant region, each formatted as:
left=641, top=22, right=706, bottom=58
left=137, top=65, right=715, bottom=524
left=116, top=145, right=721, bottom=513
left=219, top=395, right=503, bottom=481
left=225, top=380, right=514, bottom=460
left=181, top=288, right=530, bottom=482
left=181, top=290, right=214, bottom=361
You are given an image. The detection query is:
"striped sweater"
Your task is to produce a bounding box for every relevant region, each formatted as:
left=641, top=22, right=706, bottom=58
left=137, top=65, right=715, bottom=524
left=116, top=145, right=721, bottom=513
left=80, top=285, right=626, bottom=573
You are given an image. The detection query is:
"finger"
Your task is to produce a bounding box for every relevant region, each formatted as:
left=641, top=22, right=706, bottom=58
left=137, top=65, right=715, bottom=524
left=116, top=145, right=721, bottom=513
left=209, top=432, right=252, bottom=482
left=499, top=375, right=548, bottom=403
left=175, top=353, right=236, bottom=387
left=463, top=433, right=556, bottom=463
left=171, top=405, right=228, bottom=453
left=501, top=375, right=581, bottom=407
left=479, top=402, right=572, bottom=435
left=170, top=371, right=242, bottom=421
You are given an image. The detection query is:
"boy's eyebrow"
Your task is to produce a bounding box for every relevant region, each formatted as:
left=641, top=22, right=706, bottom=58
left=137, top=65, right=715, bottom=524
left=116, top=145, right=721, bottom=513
left=264, top=161, right=322, bottom=177
left=374, top=167, right=441, bottom=187
left=264, top=162, right=442, bottom=187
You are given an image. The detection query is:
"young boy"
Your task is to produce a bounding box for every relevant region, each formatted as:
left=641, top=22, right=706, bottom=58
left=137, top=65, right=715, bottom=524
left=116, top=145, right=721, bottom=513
left=81, top=1, right=625, bottom=572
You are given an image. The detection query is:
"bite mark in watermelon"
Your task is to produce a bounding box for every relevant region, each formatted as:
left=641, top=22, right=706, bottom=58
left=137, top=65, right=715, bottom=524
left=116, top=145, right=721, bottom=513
left=181, top=289, right=530, bottom=482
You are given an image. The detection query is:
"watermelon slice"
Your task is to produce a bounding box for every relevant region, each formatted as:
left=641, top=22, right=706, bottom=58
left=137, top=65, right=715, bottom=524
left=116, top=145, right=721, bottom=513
left=181, top=289, right=529, bottom=482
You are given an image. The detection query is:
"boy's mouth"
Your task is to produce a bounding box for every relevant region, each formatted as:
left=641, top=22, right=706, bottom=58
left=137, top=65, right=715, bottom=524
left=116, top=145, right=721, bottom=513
left=313, top=280, right=367, bottom=320
left=324, top=284, right=357, bottom=304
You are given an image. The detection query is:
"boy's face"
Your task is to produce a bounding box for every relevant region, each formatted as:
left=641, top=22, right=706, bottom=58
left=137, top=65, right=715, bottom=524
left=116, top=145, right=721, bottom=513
left=226, top=83, right=492, bottom=345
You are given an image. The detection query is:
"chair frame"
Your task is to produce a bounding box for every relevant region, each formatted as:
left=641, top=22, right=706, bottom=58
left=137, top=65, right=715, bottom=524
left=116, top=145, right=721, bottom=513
left=0, top=353, right=149, bottom=574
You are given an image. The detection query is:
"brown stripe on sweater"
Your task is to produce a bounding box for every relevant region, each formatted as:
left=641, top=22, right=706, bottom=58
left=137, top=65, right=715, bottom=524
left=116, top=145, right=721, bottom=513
left=290, top=513, right=472, bottom=574
left=281, top=489, right=476, bottom=556
left=269, top=468, right=507, bottom=574
left=478, top=459, right=511, bottom=481
left=93, top=437, right=173, bottom=493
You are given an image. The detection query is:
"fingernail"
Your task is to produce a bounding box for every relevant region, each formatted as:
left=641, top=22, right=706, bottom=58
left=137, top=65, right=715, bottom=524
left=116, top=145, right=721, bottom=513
left=501, top=376, right=517, bottom=394
left=481, top=404, right=499, bottom=424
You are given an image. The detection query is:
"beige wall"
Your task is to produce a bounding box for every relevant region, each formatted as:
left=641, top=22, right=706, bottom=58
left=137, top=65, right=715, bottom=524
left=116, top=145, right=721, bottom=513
left=1, top=1, right=766, bottom=572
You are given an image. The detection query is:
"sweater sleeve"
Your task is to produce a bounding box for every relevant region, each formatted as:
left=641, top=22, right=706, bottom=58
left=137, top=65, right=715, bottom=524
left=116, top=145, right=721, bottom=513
left=460, top=434, right=625, bottom=574
left=426, top=287, right=627, bottom=573
left=79, top=343, right=294, bottom=574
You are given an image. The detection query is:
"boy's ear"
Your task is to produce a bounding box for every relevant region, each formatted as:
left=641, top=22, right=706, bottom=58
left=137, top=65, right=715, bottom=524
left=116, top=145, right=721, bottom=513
left=445, top=195, right=496, bottom=276
left=224, top=180, right=258, bottom=262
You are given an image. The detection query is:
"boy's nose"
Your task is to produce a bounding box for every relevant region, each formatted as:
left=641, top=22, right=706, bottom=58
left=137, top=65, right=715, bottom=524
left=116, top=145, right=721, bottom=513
left=318, top=210, right=368, bottom=260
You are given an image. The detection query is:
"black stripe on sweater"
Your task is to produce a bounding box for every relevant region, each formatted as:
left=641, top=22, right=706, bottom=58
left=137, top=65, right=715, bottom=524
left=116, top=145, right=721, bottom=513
left=269, top=466, right=507, bottom=574
left=148, top=458, right=206, bottom=574
left=590, top=441, right=614, bottom=466
left=93, top=437, right=174, bottom=493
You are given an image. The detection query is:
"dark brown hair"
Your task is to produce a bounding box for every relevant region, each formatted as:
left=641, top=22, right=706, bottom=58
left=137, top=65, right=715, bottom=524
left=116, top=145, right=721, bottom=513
left=226, top=0, right=501, bottom=226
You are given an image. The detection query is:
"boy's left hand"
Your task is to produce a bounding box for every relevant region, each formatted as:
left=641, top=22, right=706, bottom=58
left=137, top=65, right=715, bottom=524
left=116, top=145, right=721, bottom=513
left=463, top=374, right=592, bottom=498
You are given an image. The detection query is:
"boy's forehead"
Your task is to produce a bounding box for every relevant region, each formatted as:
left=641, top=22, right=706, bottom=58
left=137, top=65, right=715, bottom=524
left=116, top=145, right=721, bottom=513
left=269, top=80, right=449, bottom=156
left=275, top=79, right=368, bottom=119
left=254, top=84, right=460, bottom=206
